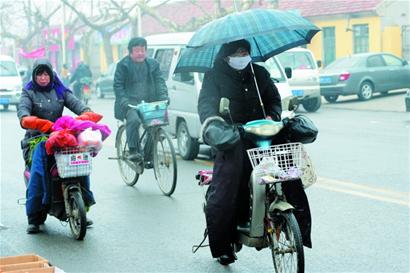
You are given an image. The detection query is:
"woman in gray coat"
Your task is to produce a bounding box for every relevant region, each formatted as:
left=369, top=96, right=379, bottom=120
left=18, top=59, right=101, bottom=234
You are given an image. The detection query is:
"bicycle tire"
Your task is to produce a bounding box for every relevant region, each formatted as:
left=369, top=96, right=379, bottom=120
left=153, top=128, right=177, bottom=196
left=116, top=125, right=139, bottom=186
left=269, top=211, right=304, bottom=273
left=68, top=190, right=87, bottom=240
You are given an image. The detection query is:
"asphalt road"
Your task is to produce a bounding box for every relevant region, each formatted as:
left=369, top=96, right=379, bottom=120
left=1, top=91, right=409, bottom=273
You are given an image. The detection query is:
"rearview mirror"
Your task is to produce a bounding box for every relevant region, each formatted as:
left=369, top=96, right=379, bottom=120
left=284, top=67, right=292, bottom=79
left=317, top=60, right=322, bottom=68
left=219, top=97, right=230, bottom=115
left=288, top=97, right=299, bottom=111
left=403, top=60, right=408, bottom=66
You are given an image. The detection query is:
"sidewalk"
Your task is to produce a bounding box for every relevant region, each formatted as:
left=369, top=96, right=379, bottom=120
left=321, top=90, right=408, bottom=113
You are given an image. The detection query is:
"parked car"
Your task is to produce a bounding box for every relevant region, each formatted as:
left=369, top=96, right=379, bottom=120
left=320, top=52, right=410, bottom=102
left=0, top=55, right=23, bottom=110
left=95, top=62, right=117, bottom=98
left=146, top=32, right=295, bottom=160
left=276, top=48, right=322, bottom=112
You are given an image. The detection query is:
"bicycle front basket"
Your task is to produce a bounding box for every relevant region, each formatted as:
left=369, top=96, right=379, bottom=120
left=137, top=101, right=169, bottom=127
left=247, top=143, right=303, bottom=183
left=54, top=147, right=92, bottom=178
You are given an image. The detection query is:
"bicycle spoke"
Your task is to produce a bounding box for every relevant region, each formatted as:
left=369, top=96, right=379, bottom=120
left=153, top=129, right=177, bottom=196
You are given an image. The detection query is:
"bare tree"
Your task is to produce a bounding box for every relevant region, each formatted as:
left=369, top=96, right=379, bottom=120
left=0, top=0, right=60, bottom=62
left=61, top=0, right=140, bottom=65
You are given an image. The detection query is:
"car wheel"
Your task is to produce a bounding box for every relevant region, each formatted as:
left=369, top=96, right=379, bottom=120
left=358, top=81, right=373, bottom=101
left=302, top=97, right=321, bottom=112
left=177, top=121, right=199, bottom=160
left=324, top=95, right=339, bottom=103
left=3, top=104, right=9, bottom=111
left=406, top=93, right=410, bottom=112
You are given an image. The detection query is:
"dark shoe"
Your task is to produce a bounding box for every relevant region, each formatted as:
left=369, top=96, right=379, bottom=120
left=26, top=224, right=40, bottom=234
left=234, top=242, right=243, bottom=253
left=217, top=254, right=236, bottom=266
left=127, top=152, right=143, bottom=162
left=86, top=218, right=93, bottom=226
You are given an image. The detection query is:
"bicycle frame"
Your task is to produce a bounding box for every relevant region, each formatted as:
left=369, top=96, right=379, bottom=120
left=114, top=103, right=178, bottom=196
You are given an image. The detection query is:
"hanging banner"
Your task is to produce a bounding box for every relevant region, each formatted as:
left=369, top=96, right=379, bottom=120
left=19, top=47, right=46, bottom=59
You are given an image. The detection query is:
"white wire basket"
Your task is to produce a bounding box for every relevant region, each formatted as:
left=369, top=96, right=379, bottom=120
left=247, top=143, right=303, bottom=183
left=54, top=147, right=92, bottom=178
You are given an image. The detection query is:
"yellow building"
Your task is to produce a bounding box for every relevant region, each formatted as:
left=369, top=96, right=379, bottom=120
left=279, top=0, right=409, bottom=66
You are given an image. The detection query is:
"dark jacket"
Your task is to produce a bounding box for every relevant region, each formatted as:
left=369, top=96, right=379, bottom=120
left=113, top=56, right=168, bottom=120
left=70, top=63, right=92, bottom=84
left=18, top=60, right=90, bottom=139
left=198, top=59, right=282, bottom=125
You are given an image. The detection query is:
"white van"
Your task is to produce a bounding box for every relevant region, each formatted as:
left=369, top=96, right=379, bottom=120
left=146, top=32, right=294, bottom=160
left=0, top=55, right=23, bottom=110
left=276, top=48, right=321, bottom=112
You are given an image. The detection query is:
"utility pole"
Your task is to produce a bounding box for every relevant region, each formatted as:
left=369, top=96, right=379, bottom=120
left=60, top=2, right=66, bottom=66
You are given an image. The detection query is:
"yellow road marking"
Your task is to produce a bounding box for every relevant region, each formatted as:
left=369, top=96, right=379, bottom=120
left=317, top=177, right=410, bottom=199
left=316, top=184, right=409, bottom=206
left=193, top=159, right=410, bottom=206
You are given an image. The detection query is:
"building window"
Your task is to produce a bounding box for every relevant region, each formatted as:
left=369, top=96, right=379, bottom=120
left=323, top=27, right=335, bottom=66
left=353, top=24, right=369, bottom=54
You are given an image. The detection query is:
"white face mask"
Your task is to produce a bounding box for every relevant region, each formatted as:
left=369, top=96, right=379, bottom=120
left=228, top=55, right=252, bottom=70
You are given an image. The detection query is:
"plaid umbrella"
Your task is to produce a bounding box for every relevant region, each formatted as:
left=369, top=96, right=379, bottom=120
left=175, top=9, right=320, bottom=73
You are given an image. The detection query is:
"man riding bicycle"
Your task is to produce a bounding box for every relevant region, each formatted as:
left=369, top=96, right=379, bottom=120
left=113, top=37, right=169, bottom=164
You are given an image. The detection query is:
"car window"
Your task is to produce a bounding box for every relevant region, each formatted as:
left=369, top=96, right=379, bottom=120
left=0, top=61, right=18, bottom=76
left=154, top=48, right=174, bottom=78
left=366, top=55, right=385, bottom=67
left=258, top=57, right=285, bottom=82
left=277, top=52, right=315, bottom=70
left=325, top=56, right=364, bottom=69
left=172, top=48, right=195, bottom=85
left=172, top=71, right=195, bottom=85
left=382, top=54, right=403, bottom=66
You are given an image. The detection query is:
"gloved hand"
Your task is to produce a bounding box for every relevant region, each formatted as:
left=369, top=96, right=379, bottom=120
left=76, top=111, right=103, bottom=123
left=21, top=116, right=54, bottom=133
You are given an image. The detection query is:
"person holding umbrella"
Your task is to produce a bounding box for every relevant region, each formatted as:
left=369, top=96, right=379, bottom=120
left=198, top=39, right=282, bottom=265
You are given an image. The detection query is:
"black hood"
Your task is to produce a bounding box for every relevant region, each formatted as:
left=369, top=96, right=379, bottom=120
left=31, top=59, right=54, bottom=91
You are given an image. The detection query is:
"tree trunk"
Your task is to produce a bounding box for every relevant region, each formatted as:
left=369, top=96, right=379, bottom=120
left=102, top=33, right=114, bottom=66
left=81, top=32, right=92, bottom=64
left=130, top=17, right=139, bottom=37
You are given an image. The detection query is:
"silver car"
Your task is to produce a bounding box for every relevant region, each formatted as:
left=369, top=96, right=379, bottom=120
left=320, top=52, right=410, bottom=102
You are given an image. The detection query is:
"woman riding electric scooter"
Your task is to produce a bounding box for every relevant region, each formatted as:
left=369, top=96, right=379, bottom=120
left=198, top=39, right=312, bottom=265
left=18, top=59, right=102, bottom=234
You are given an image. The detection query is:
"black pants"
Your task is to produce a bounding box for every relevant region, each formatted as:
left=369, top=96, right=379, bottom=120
left=205, top=140, right=253, bottom=258
left=205, top=141, right=313, bottom=257
left=126, top=109, right=142, bottom=151
left=282, top=179, right=312, bottom=248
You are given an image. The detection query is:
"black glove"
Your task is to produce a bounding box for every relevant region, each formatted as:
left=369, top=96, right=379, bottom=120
left=203, top=119, right=240, bottom=151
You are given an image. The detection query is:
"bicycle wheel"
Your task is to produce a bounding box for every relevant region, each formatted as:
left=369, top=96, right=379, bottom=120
left=116, top=125, right=139, bottom=186
left=68, top=190, right=87, bottom=240
left=269, top=211, right=304, bottom=273
left=153, top=128, right=177, bottom=196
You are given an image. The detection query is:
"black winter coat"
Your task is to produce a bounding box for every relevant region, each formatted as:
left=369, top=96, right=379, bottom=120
left=198, top=59, right=282, bottom=124
left=113, top=56, right=168, bottom=120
